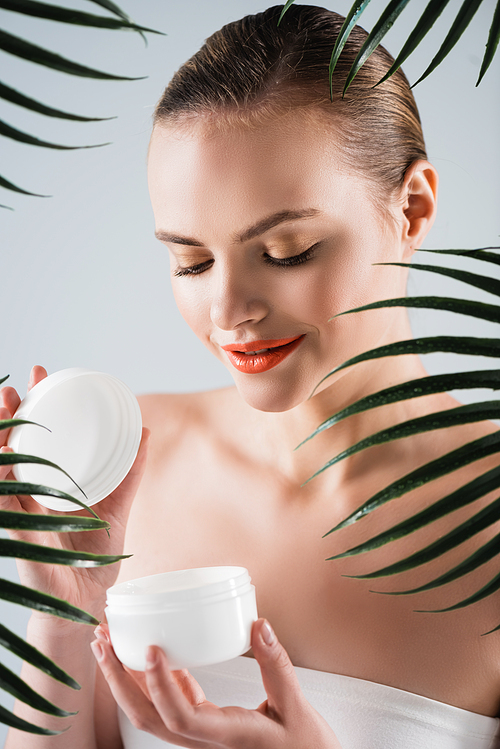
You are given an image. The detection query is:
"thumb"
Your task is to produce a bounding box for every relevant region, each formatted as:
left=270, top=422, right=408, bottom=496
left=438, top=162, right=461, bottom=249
left=251, top=618, right=303, bottom=718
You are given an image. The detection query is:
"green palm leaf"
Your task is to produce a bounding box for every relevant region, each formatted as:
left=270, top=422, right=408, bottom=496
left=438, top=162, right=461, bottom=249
left=0, top=418, right=48, bottom=431
left=316, top=336, right=500, bottom=393
left=0, top=578, right=99, bottom=624
left=1, top=451, right=86, bottom=497
left=0, top=481, right=98, bottom=516
left=87, top=0, right=132, bottom=23
left=0, top=174, right=48, bottom=197
left=0, top=0, right=161, bottom=34
left=305, top=402, right=500, bottom=485
left=325, top=463, right=500, bottom=548
left=0, top=510, right=108, bottom=533
left=328, top=1, right=372, bottom=99
left=0, top=623, right=79, bottom=688
left=322, top=431, right=500, bottom=532
left=420, top=247, right=500, bottom=267
left=378, top=261, right=500, bottom=299
left=277, top=0, right=296, bottom=25
left=412, top=0, right=484, bottom=86
left=376, top=0, right=452, bottom=86
left=333, top=296, right=500, bottom=325
left=343, top=0, right=412, bottom=95
left=372, top=534, right=500, bottom=604
left=0, top=704, right=62, bottom=735
left=0, top=539, right=129, bottom=566
left=0, top=29, right=145, bottom=80
left=0, top=81, right=113, bottom=122
left=0, top=118, right=108, bottom=150
left=0, top=662, right=76, bottom=716
left=415, top=570, right=500, bottom=613
left=477, top=0, right=500, bottom=85
left=301, top=370, right=500, bottom=447
left=342, top=496, right=500, bottom=578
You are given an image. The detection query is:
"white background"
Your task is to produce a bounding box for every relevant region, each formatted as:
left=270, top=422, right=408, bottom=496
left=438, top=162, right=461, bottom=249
left=1, top=0, right=499, bottom=741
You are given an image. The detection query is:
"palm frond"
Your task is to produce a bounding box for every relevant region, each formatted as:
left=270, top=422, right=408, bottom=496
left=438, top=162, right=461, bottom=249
left=278, top=0, right=296, bottom=25
left=0, top=539, right=129, bottom=566
left=420, top=247, right=500, bottom=267
left=0, top=510, right=108, bottom=533
left=325, top=463, right=500, bottom=547
left=343, top=0, right=412, bottom=95
left=412, top=0, right=484, bottom=86
left=0, top=704, right=62, bottom=735
left=328, top=1, right=372, bottom=99
left=0, top=118, right=108, bottom=150
left=301, top=370, right=500, bottom=448
left=306, top=402, right=500, bottom=484
left=316, top=335, right=500, bottom=393
left=0, top=0, right=162, bottom=35
left=375, top=0, right=452, bottom=86
left=477, top=0, right=500, bottom=85
left=0, top=29, right=145, bottom=80
left=0, top=623, right=79, bottom=688
left=0, top=481, right=97, bottom=515
left=0, top=662, right=76, bottom=716
left=0, top=81, right=114, bottom=122
left=333, top=296, right=500, bottom=325
left=342, top=496, right=500, bottom=577
left=320, top=431, right=500, bottom=531
left=0, top=578, right=99, bottom=625
left=0, top=174, right=49, bottom=197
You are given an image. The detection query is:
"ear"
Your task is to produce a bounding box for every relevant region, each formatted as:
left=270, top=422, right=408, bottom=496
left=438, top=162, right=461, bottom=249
left=399, top=160, right=438, bottom=259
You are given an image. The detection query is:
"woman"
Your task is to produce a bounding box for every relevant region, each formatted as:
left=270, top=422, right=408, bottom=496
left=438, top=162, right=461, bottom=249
left=2, top=5, right=500, bottom=748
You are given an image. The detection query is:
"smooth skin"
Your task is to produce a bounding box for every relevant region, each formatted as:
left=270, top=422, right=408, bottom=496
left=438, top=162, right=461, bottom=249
left=4, top=110, right=500, bottom=748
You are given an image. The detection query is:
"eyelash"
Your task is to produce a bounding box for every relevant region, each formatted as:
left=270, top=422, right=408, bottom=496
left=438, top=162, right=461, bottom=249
left=173, top=244, right=318, bottom=278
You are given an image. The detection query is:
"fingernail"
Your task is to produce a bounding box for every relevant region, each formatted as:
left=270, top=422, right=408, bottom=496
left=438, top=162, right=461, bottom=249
left=94, top=625, right=109, bottom=643
left=146, top=646, right=158, bottom=668
left=91, top=640, right=104, bottom=661
left=261, top=620, right=275, bottom=646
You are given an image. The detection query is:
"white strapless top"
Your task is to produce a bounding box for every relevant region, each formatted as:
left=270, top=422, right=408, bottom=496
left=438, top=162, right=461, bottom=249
left=119, top=655, right=500, bottom=748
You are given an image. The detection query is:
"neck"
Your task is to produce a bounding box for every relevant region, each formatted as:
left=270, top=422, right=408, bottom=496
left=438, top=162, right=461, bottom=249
left=242, top=314, right=431, bottom=491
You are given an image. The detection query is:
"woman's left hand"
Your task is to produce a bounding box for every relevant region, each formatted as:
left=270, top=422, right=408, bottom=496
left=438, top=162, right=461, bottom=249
left=92, top=618, right=342, bottom=748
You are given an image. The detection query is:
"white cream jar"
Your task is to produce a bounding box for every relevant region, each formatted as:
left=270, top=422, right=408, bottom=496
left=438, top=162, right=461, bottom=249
left=7, top=368, right=142, bottom=512
left=105, top=566, right=258, bottom=671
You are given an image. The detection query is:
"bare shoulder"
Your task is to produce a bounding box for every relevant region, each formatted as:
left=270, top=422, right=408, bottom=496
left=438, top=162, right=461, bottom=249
left=117, top=386, right=242, bottom=581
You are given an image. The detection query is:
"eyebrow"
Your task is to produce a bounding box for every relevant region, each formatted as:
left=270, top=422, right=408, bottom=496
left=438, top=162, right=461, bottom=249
left=155, top=208, right=321, bottom=247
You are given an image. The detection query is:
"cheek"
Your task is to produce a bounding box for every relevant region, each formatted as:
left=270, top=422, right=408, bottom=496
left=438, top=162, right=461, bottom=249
left=171, top=280, right=211, bottom=341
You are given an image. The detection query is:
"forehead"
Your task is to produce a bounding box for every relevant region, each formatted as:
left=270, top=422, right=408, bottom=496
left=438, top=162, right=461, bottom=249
left=147, top=114, right=373, bottom=241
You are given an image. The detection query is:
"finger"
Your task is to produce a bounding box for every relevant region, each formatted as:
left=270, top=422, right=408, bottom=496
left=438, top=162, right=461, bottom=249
left=98, top=428, right=151, bottom=526
left=28, top=365, right=48, bottom=392
left=0, top=446, right=14, bottom=481
left=93, top=638, right=208, bottom=747
left=92, top=637, right=166, bottom=736
left=251, top=619, right=303, bottom=720
left=0, top=406, right=16, bottom=449
left=0, top=389, right=21, bottom=424
left=171, top=669, right=206, bottom=707
left=145, top=647, right=260, bottom=747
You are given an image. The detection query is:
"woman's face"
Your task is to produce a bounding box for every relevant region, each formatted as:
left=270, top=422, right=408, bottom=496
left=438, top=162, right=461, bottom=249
left=148, top=113, right=410, bottom=412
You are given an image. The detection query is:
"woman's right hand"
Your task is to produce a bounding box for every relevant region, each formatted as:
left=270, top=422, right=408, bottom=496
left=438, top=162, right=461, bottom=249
left=0, top=365, right=150, bottom=621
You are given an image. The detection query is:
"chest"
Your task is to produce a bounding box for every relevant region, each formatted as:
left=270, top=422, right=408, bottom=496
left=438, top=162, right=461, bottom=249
left=120, top=457, right=500, bottom=715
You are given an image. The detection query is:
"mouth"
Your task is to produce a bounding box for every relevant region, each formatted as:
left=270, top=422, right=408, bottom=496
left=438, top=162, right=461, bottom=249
left=221, top=335, right=305, bottom=374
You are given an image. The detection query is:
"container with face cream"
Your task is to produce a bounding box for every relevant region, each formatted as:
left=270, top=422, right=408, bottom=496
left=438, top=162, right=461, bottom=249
left=7, top=368, right=142, bottom=512
left=105, top=566, right=258, bottom=671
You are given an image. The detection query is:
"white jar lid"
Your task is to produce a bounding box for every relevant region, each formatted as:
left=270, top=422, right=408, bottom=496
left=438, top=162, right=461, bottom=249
left=107, top=566, right=252, bottom=610
left=8, top=368, right=142, bottom=512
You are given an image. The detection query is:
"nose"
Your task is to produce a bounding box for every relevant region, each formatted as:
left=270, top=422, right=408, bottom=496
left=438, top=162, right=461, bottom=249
left=210, top=261, right=269, bottom=331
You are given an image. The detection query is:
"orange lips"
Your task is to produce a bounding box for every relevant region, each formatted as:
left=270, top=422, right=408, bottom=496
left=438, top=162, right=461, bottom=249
left=221, top=335, right=305, bottom=374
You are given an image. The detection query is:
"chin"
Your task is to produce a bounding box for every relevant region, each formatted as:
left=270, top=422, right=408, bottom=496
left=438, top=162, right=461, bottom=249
left=234, top=375, right=312, bottom=413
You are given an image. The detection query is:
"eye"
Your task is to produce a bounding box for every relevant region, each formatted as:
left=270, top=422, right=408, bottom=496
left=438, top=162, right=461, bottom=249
left=264, top=243, right=319, bottom=268
left=173, top=259, right=214, bottom=277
